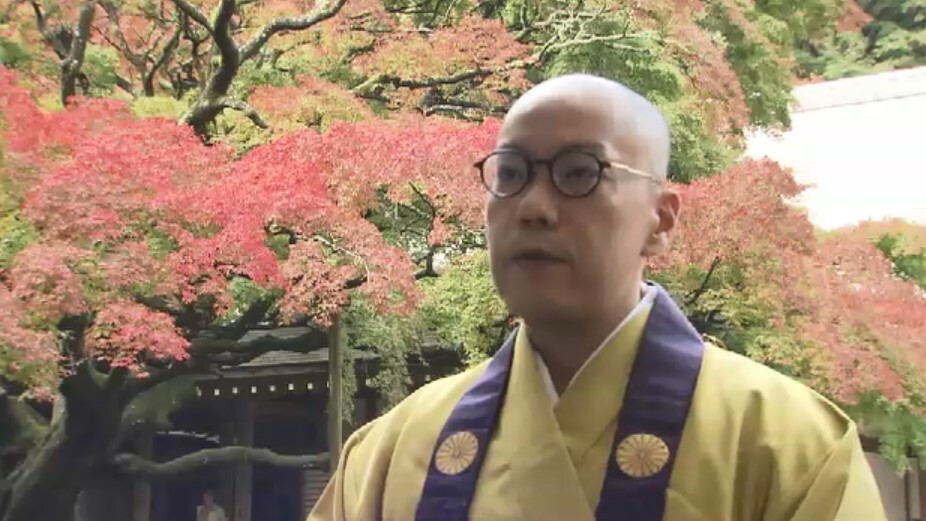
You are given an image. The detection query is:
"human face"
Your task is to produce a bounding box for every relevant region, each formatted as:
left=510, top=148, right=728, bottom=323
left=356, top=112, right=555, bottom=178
left=484, top=92, right=669, bottom=325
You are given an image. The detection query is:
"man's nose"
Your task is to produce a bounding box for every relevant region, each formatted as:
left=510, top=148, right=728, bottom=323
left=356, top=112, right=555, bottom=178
left=515, top=167, right=559, bottom=228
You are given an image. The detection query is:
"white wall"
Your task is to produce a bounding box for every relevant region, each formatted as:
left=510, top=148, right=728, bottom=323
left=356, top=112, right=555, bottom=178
left=745, top=67, right=926, bottom=231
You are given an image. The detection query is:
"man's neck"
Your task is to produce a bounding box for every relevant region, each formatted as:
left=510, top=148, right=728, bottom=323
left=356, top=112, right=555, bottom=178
left=527, top=283, right=645, bottom=394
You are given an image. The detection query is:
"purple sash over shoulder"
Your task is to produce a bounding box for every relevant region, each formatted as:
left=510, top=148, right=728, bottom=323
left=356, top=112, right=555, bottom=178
left=414, top=283, right=705, bottom=521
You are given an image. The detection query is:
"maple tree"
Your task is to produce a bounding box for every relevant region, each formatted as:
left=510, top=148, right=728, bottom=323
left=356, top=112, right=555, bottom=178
left=0, top=65, right=496, bottom=521
left=655, top=162, right=925, bottom=402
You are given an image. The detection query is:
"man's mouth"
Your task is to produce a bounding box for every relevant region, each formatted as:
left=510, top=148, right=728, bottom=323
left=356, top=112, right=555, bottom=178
left=511, top=248, right=566, bottom=264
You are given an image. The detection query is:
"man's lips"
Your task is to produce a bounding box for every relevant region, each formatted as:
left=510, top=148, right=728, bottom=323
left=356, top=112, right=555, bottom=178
left=511, top=247, right=568, bottom=264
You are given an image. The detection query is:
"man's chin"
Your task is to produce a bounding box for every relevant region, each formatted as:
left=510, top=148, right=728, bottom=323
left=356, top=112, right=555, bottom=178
left=505, top=294, right=578, bottom=324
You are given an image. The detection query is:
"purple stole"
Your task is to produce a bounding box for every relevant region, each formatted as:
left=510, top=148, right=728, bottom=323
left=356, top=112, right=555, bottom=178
left=414, top=284, right=705, bottom=521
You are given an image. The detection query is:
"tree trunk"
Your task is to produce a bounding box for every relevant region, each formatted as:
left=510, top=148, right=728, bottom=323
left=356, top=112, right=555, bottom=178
left=59, top=1, right=95, bottom=107
left=1, top=400, right=121, bottom=521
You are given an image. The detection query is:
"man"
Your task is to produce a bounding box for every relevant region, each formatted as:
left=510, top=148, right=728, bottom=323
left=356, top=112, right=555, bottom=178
left=196, top=490, right=228, bottom=521
left=308, top=74, right=887, bottom=521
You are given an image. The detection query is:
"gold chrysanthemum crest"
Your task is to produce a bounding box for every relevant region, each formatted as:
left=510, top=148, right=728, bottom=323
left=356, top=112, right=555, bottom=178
left=615, top=433, right=670, bottom=478
left=435, top=431, right=480, bottom=475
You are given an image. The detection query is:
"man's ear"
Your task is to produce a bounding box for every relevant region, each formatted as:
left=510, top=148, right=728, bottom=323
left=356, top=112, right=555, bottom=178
left=641, top=187, right=680, bottom=257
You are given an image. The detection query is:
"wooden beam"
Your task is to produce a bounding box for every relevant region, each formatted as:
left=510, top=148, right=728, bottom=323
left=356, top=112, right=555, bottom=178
left=327, top=314, right=346, bottom=472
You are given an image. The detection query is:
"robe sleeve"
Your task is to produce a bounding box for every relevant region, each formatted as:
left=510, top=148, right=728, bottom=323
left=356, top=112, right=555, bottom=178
left=769, top=423, right=888, bottom=521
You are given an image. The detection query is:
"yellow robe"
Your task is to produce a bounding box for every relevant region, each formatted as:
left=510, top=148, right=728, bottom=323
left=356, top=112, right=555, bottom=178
left=308, top=301, right=887, bottom=521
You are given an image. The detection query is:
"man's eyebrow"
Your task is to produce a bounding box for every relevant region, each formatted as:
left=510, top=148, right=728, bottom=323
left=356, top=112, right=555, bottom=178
left=494, top=142, right=525, bottom=152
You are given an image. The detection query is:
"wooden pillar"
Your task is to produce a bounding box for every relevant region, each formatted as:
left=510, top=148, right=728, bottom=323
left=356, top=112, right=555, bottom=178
left=218, top=410, right=235, bottom=517
left=917, top=464, right=926, bottom=521
left=327, top=314, right=346, bottom=471
left=132, top=432, right=154, bottom=521
left=233, top=400, right=255, bottom=521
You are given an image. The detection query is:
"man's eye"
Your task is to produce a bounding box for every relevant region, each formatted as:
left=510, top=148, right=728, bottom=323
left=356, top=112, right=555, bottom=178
left=497, top=167, right=524, bottom=181
left=559, top=167, right=595, bottom=179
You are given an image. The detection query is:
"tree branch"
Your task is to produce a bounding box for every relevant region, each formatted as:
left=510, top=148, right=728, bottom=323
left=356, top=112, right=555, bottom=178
left=220, top=97, right=269, bottom=128
left=97, top=0, right=144, bottom=68
left=351, top=58, right=532, bottom=103
left=685, top=257, right=722, bottom=306
left=0, top=388, right=49, bottom=458
left=59, top=1, right=95, bottom=106
left=27, top=0, right=46, bottom=34
left=208, top=0, right=239, bottom=94
left=424, top=100, right=507, bottom=118
left=143, top=21, right=182, bottom=96
left=352, top=69, right=486, bottom=97
left=101, top=0, right=183, bottom=97
left=176, top=0, right=240, bottom=133
left=170, top=0, right=215, bottom=39
left=539, top=33, right=650, bottom=60
left=111, top=73, right=136, bottom=96
left=177, top=0, right=350, bottom=134
left=112, top=447, right=328, bottom=478
left=239, top=0, right=349, bottom=62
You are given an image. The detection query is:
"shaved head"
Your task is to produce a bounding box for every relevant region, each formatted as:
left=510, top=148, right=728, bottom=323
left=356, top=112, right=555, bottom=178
left=482, top=72, right=681, bottom=362
left=504, top=74, right=672, bottom=180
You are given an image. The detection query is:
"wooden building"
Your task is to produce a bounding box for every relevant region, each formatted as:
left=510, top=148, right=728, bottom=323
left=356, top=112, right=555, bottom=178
left=115, top=326, right=463, bottom=521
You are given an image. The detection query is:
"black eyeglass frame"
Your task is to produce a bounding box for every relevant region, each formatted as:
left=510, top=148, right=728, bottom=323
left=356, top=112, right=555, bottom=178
left=474, top=149, right=658, bottom=199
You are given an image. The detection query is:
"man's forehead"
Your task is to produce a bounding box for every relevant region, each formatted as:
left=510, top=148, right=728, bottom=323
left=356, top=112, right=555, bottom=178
left=496, top=75, right=670, bottom=176
left=504, top=88, right=619, bottom=124
left=497, top=102, right=629, bottom=159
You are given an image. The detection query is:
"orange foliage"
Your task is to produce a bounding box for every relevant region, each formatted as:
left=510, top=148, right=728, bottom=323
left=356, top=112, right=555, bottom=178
left=800, top=234, right=924, bottom=402
left=247, top=76, right=375, bottom=133
left=352, top=15, right=531, bottom=110
left=834, top=219, right=926, bottom=252
left=653, top=159, right=814, bottom=273
left=654, top=159, right=926, bottom=404
left=0, top=66, right=495, bottom=391
left=317, top=114, right=500, bottom=230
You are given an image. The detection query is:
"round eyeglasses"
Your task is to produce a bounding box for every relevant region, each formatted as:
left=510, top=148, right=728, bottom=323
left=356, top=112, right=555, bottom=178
left=475, top=149, right=657, bottom=199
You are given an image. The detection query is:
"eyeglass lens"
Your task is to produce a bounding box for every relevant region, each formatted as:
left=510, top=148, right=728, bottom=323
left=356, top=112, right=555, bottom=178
left=481, top=151, right=602, bottom=198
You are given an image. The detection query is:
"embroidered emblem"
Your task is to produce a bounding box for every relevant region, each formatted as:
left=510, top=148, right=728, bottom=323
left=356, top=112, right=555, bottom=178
left=615, top=433, right=670, bottom=478
left=434, top=431, right=480, bottom=475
